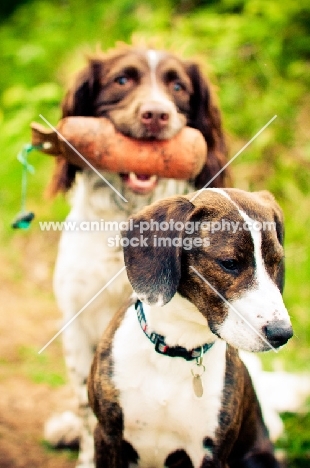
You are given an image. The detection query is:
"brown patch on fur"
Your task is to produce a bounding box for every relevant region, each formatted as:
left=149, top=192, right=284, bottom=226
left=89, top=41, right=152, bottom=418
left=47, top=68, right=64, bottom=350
left=88, top=295, right=137, bottom=466
left=222, top=189, right=285, bottom=292
left=45, top=156, right=81, bottom=197
left=213, top=346, right=275, bottom=466
left=179, top=190, right=256, bottom=330
left=164, top=449, right=194, bottom=468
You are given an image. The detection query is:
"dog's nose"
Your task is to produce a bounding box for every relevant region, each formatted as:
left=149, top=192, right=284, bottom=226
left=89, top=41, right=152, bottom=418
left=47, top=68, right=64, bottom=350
left=140, top=102, right=170, bottom=132
left=264, top=320, right=293, bottom=347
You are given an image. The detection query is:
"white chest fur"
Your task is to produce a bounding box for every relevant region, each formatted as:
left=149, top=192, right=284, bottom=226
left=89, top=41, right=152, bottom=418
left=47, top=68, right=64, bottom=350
left=112, top=301, right=227, bottom=467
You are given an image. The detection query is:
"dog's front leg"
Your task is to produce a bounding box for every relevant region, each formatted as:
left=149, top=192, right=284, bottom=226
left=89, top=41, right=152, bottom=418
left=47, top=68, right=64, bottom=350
left=201, top=457, right=229, bottom=468
left=94, top=424, right=134, bottom=468
left=62, top=321, right=97, bottom=468
left=229, top=451, right=280, bottom=468
left=94, top=424, right=118, bottom=468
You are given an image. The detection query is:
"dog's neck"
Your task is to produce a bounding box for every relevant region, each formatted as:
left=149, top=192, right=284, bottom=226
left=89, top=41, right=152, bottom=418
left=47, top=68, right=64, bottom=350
left=140, top=293, right=218, bottom=350
left=71, top=170, right=191, bottom=218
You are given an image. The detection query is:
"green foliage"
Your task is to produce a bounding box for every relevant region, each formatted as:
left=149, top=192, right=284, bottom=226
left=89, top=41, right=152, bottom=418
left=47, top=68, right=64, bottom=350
left=1, top=0, right=309, bottom=462
left=41, top=440, right=78, bottom=460
left=277, top=403, right=310, bottom=467
left=18, top=345, right=67, bottom=387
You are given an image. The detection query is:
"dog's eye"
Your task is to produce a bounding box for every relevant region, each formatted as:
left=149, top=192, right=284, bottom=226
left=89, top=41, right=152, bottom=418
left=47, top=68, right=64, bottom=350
left=115, top=76, right=129, bottom=85
left=218, top=259, right=240, bottom=274
left=173, top=82, right=183, bottom=92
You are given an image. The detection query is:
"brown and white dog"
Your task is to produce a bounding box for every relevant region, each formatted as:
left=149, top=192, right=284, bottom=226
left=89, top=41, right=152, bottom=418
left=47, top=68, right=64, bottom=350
left=88, top=188, right=293, bottom=468
left=49, top=44, right=230, bottom=467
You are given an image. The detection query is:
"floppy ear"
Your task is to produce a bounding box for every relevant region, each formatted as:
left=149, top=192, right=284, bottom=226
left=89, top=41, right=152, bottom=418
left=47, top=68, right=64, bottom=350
left=62, top=60, right=103, bottom=117
left=48, top=60, right=103, bottom=195
left=256, top=191, right=285, bottom=243
left=185, top=63, right=231, bottom=189
left=275, top=212, right=285, bottom=294
left=122, top=196, right=195, bottom=306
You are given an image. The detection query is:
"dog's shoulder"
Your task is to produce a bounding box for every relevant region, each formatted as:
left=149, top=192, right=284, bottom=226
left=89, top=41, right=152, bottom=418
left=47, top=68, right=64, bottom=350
left=92, top=295, right=136, bottom=365
left=88, top=295, right=136, bottom=413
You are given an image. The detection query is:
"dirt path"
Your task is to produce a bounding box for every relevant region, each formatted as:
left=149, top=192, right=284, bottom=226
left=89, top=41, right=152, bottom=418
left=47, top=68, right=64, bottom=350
left=0, top=231, right=77, bottom=468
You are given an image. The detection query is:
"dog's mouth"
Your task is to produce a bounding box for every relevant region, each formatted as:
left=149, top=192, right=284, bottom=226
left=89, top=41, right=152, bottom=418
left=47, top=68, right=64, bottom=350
left=265, top=337, right=291, bottom=349
left=120, top=172, right=158, bottom=195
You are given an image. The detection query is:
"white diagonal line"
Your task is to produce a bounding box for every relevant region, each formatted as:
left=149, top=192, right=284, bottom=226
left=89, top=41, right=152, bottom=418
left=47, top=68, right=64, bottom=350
left=39, top=114, right=128, bottom=203
left=190, top=266, right=278, bottom=353
left=190, top=115, right=277, bottom=202
left=38, top=266, right=126, bottom=354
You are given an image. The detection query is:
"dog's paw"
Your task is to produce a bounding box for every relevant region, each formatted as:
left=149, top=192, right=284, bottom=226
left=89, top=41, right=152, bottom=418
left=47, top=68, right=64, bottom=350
left=44, top=410, right=81, bottom=448
left=75, top=449, right=94, bottom=468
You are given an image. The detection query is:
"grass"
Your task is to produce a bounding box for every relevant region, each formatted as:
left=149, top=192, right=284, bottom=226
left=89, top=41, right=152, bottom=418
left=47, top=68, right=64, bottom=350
left=41, top=440, right=78, bottom=460
left=277, top=403, right=310, bottom=467
left=18, top=345, right=67, bottom=387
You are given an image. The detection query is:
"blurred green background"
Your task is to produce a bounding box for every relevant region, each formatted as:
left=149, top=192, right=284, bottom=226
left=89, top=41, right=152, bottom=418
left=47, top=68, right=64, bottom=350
left=0, top=0, right=309, bottom=465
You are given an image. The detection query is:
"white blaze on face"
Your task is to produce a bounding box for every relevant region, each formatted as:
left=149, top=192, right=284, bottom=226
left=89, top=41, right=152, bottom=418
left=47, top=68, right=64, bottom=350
left=141, top=49, right=187, bottom=138
left=207, top=189, right=292, bottom=352
left=146, top=50, right=160, bottom=79
left=145, top=50, right=173, bottom=106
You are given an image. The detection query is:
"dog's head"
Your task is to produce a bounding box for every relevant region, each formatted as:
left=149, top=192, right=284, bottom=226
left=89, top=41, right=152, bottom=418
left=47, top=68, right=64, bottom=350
left=122, top=188, right=293, bottom=353
left=50, top=44, right=229, bottom=195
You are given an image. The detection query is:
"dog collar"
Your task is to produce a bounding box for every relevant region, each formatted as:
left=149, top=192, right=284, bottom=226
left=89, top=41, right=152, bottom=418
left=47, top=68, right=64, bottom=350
left=135, top=300, right=214, bottom=361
